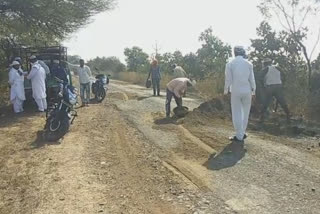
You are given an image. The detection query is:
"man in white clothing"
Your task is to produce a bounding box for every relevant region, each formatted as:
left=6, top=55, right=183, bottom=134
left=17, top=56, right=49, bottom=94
left=27, top=55, right=47, bottom=112
left=224, top=46, right=256, bottom=142
left=76, top=59, right=92, bottom=107
left=172, top=64, right=188, bottom=78
left=8, top=61, right=26, bottom=113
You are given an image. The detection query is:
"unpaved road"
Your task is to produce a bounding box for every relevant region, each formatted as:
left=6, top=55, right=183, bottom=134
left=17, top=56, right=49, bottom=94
left=0, top=80, right=319, bottom=214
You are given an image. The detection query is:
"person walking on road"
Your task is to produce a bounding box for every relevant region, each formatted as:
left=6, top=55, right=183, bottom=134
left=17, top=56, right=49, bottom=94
left=8, top=61, right=27, bottom=113
left=166, top=77, right=196, bottom=118
left=76, top=59, right=92, bottom=107
left=224, top=46, right=256, bottom=142
left=27, top=56, right=47, bottom=112
left=148, top=59, right=161, bottom=96
left=260, top=58, right=290, bottom=122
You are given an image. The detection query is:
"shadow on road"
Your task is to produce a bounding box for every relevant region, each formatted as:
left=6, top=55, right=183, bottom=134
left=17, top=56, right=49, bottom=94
left=0, top=105, right=42, bottom=128
left=137, top=96, right=153, bottom=101
left=154, top=117, right=180, bottom=125
left=31, top=131, right=61, bottom=149
left=204, top=141, right=247, bottom=171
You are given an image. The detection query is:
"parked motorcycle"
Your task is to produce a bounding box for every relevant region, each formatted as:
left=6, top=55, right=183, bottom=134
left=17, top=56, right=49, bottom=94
left=44, top=77, right=78, bottom=142
left=92, top=74, right=109, bottom=102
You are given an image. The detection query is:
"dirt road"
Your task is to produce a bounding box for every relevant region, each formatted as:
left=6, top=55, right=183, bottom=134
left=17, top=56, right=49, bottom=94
left=0, top=80, right=319, bottom=214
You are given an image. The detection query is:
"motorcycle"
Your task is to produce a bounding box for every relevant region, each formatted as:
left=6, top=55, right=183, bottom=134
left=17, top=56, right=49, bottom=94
left=92, top=74, right=109, bottom=102
left=43, top=77, right=78, bottom=142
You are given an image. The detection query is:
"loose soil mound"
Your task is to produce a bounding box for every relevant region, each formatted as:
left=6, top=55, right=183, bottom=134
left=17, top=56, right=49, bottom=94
left=108, top=92, right=129, bottom=101
left=196, top=97, right=230, bottom=115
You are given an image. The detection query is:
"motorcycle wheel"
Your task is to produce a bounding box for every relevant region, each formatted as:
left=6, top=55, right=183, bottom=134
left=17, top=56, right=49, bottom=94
left=95, top=88, right=106, bottom=103
left=44, top=117, right=70, bottom=142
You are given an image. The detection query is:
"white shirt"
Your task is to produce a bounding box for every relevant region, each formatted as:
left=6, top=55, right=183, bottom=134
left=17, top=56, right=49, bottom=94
left=265, top=66, right=282, bottom=86
left=173, top=66, right=187, bottom=78
left=9, top=68, right=26, bottom=101
left=167, top=78, right=191, bottom=98
left=27, top=62, right=47, bottom=99
left=224, top=56, right=256, bottom=95
left=77, top=65, right=92, bottom=84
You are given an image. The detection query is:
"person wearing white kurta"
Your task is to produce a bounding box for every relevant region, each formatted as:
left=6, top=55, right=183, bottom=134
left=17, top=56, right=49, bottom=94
left=8, top=61, right=26, bottom=113
left=172, top=65, right=188, bottom=78
left=224, top=46, right=256, bottom=142
left=27, top=57, right=47, bottom=112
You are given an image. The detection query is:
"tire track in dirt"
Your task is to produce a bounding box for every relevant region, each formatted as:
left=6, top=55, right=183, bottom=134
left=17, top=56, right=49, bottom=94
left=0, top=101, right=196, bottom=213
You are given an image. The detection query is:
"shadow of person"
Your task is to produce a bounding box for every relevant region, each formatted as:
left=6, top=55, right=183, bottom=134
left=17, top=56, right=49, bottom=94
left=154, top=116, right=180, bottom=125
left=89, top=98, right=99, bottom=104
left=137, top=96, right=153, bottom=101
left=204, top=141, right=247, bottom=171
left=31, top=131, right=61, bottom=149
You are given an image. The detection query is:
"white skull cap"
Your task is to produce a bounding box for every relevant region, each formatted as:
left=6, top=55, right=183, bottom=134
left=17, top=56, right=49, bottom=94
left=10, top=61, right=20, bottom=66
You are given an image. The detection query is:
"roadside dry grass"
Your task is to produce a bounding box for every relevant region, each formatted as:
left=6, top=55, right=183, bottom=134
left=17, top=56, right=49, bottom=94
left=113, top=71, right=224, bottom=99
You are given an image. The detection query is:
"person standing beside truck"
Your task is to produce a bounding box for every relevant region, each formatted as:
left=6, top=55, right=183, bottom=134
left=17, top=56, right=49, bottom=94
left=8, top=61, right=27, bottom=113
left=27, top=55, right=47, bottom=112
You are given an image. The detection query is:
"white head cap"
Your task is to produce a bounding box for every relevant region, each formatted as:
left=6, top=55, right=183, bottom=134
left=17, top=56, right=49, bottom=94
left=10, top=61, right=20, bottom=66
left=29, top=55, right=37, bottom=60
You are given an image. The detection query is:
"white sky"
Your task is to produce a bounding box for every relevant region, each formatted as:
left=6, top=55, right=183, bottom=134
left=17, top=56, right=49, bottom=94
left=63, top=0, right=294, bottom=63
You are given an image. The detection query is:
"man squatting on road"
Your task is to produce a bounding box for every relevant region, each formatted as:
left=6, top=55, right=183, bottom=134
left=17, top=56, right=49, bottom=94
left=224, top=46, right=256, bottom=142
left=165, top=77, right=196, bottom=118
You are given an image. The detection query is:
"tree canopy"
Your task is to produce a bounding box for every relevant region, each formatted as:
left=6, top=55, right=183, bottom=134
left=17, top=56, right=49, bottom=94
left=0, top=0, right=115, bottom=45
left=259, top=0, right=320, bottom=88
left=87, top=56, right=126, bottom=74
left=124, top=47, right=149, bottom=72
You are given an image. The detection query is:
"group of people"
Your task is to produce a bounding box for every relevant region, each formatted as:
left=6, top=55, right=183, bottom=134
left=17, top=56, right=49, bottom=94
left=8, top=55, right=93, bottom=113
left=147, top=59, right=196, bottom=118
left=9, top=56, right=49, bottom=113
left=148, top=46, right=290, bottom=143
left=224, top=46, right=290, bottom=143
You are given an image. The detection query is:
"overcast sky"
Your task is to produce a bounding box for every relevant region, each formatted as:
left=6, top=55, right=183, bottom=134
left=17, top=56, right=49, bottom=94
left=63, top=0, right=318, bottom=63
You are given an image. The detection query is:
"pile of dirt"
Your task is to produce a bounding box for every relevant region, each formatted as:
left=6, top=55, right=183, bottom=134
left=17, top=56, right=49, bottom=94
left=192, top=96, right=231, bottom=116
left=108, top=92, right=129, bottom=101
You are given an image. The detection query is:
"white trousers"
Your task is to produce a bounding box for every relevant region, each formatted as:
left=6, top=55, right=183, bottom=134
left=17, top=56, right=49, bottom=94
left=12, top=98, right=24, bottom=113
left=231, top=93, right=252, bottom=140
left=35, top=98, right=47, bottom=112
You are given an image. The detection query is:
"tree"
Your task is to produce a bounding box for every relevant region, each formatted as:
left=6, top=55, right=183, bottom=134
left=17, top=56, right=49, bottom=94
left=259, top=0, right=320, bottom=89
left=124, top=46, right=149, bottom=72
left=183, top=53, right=201, bottom=78
left=250, top=21, right=309, bottom=112
left=197, top=27, right=232, bottom=76
left=87, top=56, right=126, bottom=73
left=68, top=55, right=82, bottom=65
left=312, top=53, right=320, bottom=71
left=159, top=52, right=174, bottom=74
left=250, top=22, right=305, bottom=73
left=0, top=0, right=115, bottom=45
